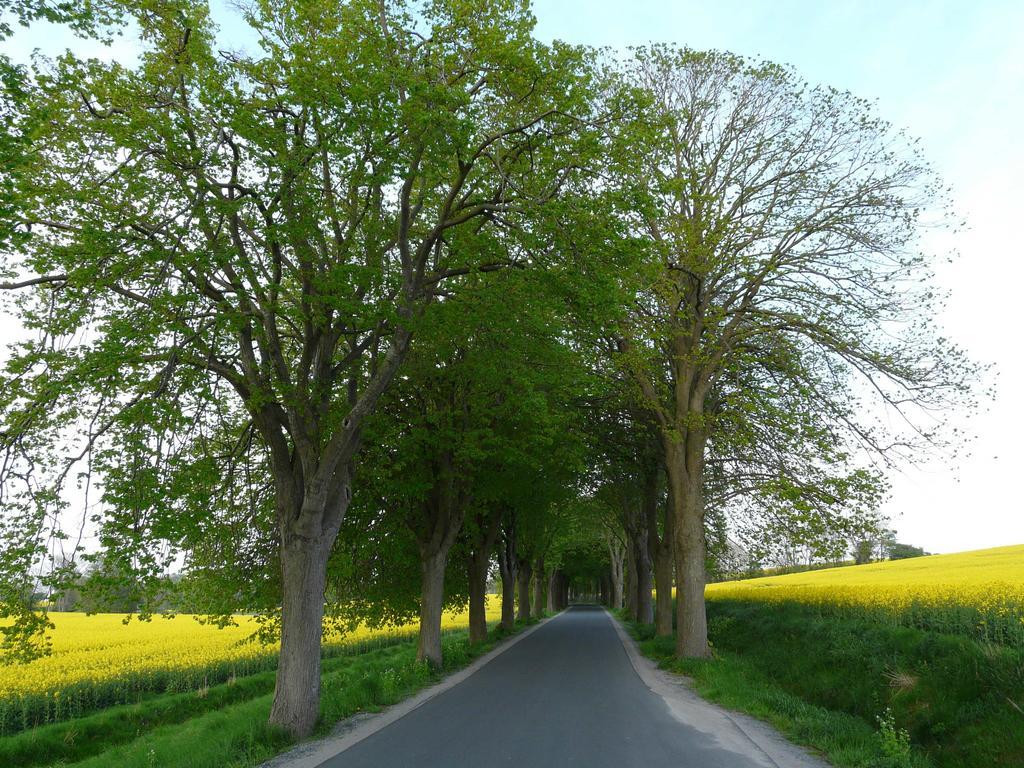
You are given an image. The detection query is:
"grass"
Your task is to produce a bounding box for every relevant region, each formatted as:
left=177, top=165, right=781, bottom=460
left=2, top=618, right=536, bottom=768
left=622, top=600, right=1024, bottom=768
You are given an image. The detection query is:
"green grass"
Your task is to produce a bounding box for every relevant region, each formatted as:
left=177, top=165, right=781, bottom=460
left=2, top=620, right=531, bottom=768
left=622, top=601, right=1024, bottom=768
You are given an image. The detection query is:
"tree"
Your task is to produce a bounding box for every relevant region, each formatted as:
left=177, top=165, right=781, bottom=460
left=0, top=0, right=123, bottom=38
left=461, top=503, right=503, bottom=643
left=597, top=469, right=653, bottom=623
left=888, top=542, right=928, bottom=560
left=0, top=0, right=597, bottom=736
left=346, top=268, right=585, bottom=665
left=607, top=46, right=977, bottom=658
left=569, top=341, right=660, bottom=625
left=853, top=538, right=876, bottom=565
left=496, top=515, right=518, bottom=630
left=0, top=0, right=130, bottom=665
left=604, top=518, right=626, bottom=610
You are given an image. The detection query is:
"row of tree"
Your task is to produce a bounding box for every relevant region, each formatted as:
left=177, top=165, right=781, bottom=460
left=0, top=0, right=976, bottom=738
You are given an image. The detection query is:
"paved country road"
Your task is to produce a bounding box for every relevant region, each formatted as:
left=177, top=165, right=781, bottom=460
left=277, top=606, right=829, bottom=768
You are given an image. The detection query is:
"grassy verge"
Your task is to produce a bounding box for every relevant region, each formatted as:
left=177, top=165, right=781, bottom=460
left=621, top=602, right=1024, bottom=768
left=4, top=619, right=535, bottom=768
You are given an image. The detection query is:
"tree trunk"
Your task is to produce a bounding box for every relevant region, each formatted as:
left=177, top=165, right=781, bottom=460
left=467, top=509, right=502, bottom=643
left=675, top=503, right=709, bottom=656
left=635, top=459, right=657, bottom=625
left=651, top=471, right=675, bottom=638
left=653, top=542, right=674, bottom=637
left=516, top=560, right=532, bottom=621
left=624, top=545, right=637, bottom=619
left=467, top=548, right=490, bottom=644
left=635, top=538, right=653, bottom=624
left=611, top=567, right=622, bottom=608
left=533, top=556, right=546, bottom=618
left=498, top=524, right=517, bottom=631
left=269, top=534, right=331, bottom=738
left=666, top=439, right=710, bottom=658
left=410, top=451, right=467, bottom=668
left=499, top=563, right=516, bottom=630
left=607, top=538, right=625, bottom=609
left=417, top=549, right=449, bottom=666
left=546, top=570, right=557, bottom=613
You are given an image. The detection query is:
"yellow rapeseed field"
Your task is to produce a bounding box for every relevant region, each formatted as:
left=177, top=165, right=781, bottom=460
left=0, top=596, right=501, bottom=734
left=707, top=544, right=1024, bottom=647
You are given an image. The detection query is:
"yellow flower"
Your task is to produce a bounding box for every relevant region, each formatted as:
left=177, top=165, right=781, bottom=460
left=706, top=544, right=1024, bottom=647
left=0, top=596, right=503, bottom=734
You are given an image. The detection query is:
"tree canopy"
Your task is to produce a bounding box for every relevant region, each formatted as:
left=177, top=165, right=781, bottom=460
left=0, top=0, right=979, bottom=738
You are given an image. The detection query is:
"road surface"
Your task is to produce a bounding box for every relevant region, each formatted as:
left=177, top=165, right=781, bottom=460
left=305, top=605, right=827, bottom=768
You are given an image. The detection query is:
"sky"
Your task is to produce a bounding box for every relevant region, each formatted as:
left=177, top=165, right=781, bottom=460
left=2, top=1, right=1021, bottom=554
left=527, top=0, right=1024, bottom=554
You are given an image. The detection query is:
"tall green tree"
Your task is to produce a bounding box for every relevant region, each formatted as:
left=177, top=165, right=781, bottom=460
left=608, top=46, right=977, bottom=658
left=0, top=0, right=597, bottom=735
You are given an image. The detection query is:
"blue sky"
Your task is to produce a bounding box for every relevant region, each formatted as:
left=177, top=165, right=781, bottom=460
left=2, top=1, right=1021, bottom=553
left=527, top=3, right=1024, bottom=553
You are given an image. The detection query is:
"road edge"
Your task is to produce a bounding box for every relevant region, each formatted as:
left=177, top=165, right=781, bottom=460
left=262, top=612, right=564, bottom=768
left=604, top=609, right=832, bottom=768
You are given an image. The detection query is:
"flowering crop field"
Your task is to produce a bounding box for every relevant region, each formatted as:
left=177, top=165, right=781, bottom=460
left=0, top=597, right=501, bottom=735
left=706, top=544, right=1024, bottom=647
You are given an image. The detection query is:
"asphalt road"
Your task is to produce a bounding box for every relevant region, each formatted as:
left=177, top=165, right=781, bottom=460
left=315, top=605, right=824, bottom=768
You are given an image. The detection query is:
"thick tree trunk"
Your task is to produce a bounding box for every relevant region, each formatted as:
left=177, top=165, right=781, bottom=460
left=635, top=461, right=657, bottom=625
left=546, top=570, right=557, bottom=613
left=533, top=556, right=546, bottom=618
left=665, top=439, right=710, bottom=658
left=258, top=299, right=410, bottom=739
left=674, top=504, right=709, bottom=656
left=410, top=451, right=467, bottom=668
left=467, top=548, right=490, bottom=644
left=269, top=534, right=331, bottom=738
left=653, top=542, right=674, bottom=636
left=499, top=564, right=516, bottom=630
left=417, top=549, right=448, bottom=666
left=498, top=525, right=517, bottom=631
left=516, top=560, right=532, bottom=621
left=467, top=510, right=502, bottom=643
left=651, top=477, right=675, bottom=637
